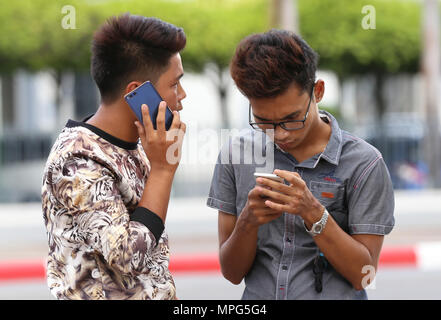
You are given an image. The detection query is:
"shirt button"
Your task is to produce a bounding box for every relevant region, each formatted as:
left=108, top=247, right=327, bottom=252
left=286, top=238, right=292, bottom=243
left=282, top=265, right=288, bottom=271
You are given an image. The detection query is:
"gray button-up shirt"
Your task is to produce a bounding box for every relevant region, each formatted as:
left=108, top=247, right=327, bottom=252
left=207, top=111, right=395, bottom=300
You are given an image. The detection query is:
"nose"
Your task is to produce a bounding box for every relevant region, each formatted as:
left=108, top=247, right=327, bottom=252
left=274, top=125, right=289, bottom=141
left=180, top=86, right=187, bottom=100
left=177, top=83, right=186, bottom=111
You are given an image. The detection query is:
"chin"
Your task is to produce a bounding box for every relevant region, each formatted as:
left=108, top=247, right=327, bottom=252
left=277, top=141, right=295, bottom=150
left=283, top=137, right=307, bottom=151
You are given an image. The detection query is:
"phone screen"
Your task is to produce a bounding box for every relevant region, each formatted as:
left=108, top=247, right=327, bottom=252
left=124, top=81, right=174, bottom=130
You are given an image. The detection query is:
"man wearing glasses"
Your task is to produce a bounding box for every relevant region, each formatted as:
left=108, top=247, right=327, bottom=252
left=207, top=30, right=395, bottom=299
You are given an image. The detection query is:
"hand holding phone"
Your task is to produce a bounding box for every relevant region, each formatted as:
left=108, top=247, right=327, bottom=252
left=239, top=172, right=285, bottom=227
left=254, top=172, right=284, bottom=199
left=134, top=102, right=186, bottom=174
left=124, top=81, right=174, bottom=130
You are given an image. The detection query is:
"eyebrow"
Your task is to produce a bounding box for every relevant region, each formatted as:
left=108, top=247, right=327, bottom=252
left=253, top=110, right=301, bottom=122
left=175, top=73, right=184, bottom=81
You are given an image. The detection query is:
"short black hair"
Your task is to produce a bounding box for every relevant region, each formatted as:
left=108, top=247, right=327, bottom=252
left=91, top=13, right=186, bottom=104
left=230, top=29, right=318, bottom=99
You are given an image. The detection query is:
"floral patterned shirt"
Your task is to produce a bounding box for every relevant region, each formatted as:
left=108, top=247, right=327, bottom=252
left=41, top=117, right=176, bottom=300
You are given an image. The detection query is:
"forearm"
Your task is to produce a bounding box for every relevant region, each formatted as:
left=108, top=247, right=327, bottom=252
left=305, top=213, right=375, bottom=290
left=138, top=169, right=175, bottom=223
left=220, top=218, right=259, bottom=285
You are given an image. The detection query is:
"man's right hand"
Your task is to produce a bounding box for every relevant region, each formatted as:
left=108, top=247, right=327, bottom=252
left=134, top=102, right=186, bottom=174
left=239, top=186, right=284, bottom=228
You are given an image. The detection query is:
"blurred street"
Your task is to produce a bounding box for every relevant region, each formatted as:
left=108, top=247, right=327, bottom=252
left=1, top=268, right=441, bottom=300
left=1, top=190, right=441, bottom=300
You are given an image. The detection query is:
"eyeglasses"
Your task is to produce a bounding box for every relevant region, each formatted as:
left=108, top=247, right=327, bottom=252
left=249, top=84, right=315, bottom=132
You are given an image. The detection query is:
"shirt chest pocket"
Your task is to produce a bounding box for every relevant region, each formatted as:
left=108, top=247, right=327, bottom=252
left=309, top=181, right=348, bottom=231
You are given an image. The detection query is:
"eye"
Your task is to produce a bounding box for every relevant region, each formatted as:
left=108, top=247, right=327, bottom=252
left=288, top=113, right=302, bottom=120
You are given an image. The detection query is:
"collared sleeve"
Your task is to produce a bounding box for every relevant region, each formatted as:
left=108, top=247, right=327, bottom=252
left=206, top=140, right=237, bottom=215
left=347, top=155, right=395, bottom=235
left=49, top=156, right=165, bottom=276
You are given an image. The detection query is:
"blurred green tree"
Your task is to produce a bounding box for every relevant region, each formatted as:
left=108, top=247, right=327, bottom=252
left=0, top=0, right=267, bottom=127
left=299, top=0, right=421, bottom=119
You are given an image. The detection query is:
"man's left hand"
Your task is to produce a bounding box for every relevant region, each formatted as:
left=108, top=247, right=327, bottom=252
left=255, top=169, right=324, bottom=225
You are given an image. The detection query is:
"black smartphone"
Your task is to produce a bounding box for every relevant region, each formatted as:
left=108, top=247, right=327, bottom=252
left=124, top=81, right=174, bottom=130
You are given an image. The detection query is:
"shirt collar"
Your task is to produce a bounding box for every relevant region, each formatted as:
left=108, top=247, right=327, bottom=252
left=319, top=110, right=343, bottom=166
left=65, top=114, right=140, bottom=150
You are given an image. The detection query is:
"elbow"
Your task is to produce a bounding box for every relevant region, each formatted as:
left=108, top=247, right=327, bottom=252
left=220, top=266, right=244, bottom=285
left=222, top=270, right=243, bottom=285
left=352, top=265, right=377, bottom=291
left=351, top=275, right=365, bottom=291
left=353, top=277, right=376, bottom=291
left=224, top=274, right=243, bottom=286
left=229, top=275, right=243, bottom=285
left=352, top=281, right=365, bottom=291
left=218, top=247, right=250, bottom=285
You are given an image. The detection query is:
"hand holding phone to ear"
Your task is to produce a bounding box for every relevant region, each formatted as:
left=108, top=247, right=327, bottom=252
left=134, top=102, right=186, bottom=174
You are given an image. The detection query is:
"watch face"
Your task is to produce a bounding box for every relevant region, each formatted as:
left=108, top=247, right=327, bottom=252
left=313, top=225, right=323, bottom=233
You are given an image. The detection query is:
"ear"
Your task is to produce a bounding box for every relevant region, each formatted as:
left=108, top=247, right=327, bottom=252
left=125, top=81, right=142, bottom=95
left=313, top=79, right=325, bottom=104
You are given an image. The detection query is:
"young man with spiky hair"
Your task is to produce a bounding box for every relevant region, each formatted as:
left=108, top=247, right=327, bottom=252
left=42, top=14, right=187, bottom=300
left=207, top=30, right=395, bottom=299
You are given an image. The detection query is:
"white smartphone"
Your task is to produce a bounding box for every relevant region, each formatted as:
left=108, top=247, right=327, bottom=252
left=254, top=172, right=284, bottom=183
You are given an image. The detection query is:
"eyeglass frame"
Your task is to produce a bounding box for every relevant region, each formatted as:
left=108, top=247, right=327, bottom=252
left=248, top=83, right=315, bottom=132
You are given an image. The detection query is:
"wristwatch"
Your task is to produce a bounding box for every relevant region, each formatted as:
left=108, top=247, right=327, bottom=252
left=304, top=208, right=329, bottom=237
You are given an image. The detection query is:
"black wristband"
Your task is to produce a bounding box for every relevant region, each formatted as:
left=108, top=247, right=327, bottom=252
left=131, top=207, right=164, bottom=245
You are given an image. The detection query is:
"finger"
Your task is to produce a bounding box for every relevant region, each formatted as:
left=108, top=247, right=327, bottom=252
left=180, top=121, right=187, bottom=134
left=178, top=122, right=187, bottom=143
left=250, top=187, right=277, bottom=203
left=249, top=187, right=266, bottom=200
left=264, top=200, right=291, bottom=213
left=274, top=169, right=304, bottom=188
left=167, top=122, right=186, bottom=144
left=156, top=101, right=167, bottom=132
left=257, top=207, right=284, bottom=216
left=170, top=110, right=181, bottom=130
left=257, top=210, right=284, bottom=223
left=141, top=104, right=154, bottom=132
left=257, top=186, right=292, bottom=204
left=134, top=120, right=145, bottom=137
left=256, top=177, right=292, bottom=194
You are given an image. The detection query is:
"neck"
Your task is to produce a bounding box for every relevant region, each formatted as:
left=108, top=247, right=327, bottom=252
left=86, top=100, right=139, bottom=143
left=287, top=113, right=331, bottom=163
